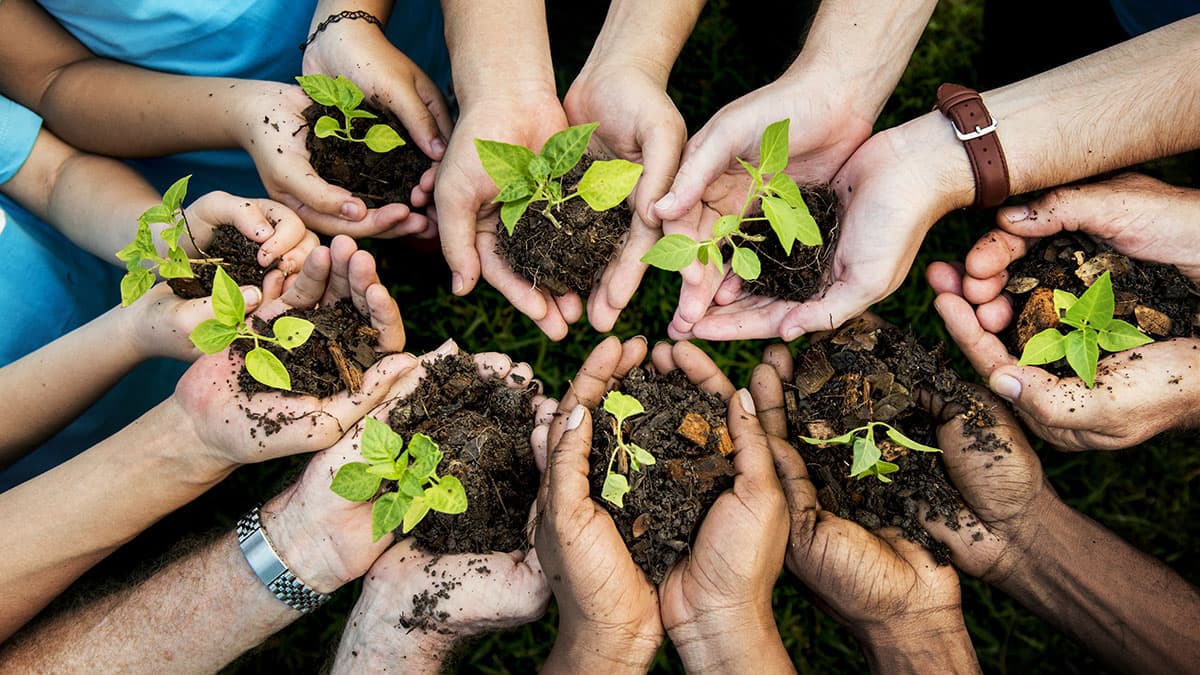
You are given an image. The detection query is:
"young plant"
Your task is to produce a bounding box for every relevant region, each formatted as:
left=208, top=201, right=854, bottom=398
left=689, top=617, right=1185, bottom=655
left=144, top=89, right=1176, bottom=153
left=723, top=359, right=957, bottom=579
left=295, top=74, right=405, bottom=153
left=330, top=418, right=468, bottom=541
left=1018, top=271, right=1153, bottom=387
left=799, top=421, right=940, bottom=483
left=599, top=391, right=657, bottom=508
left=641, top=118, right=821, bottom=281
left=475, top=123, right=644, bottom=235
left=116, top=175, right=201, bottom=306
left=188, top=266, right=314, bottom=391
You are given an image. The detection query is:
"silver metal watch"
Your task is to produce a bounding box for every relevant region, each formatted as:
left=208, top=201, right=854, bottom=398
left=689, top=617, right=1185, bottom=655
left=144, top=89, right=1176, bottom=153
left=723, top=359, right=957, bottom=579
left=236, top=505, right=331, bottom=614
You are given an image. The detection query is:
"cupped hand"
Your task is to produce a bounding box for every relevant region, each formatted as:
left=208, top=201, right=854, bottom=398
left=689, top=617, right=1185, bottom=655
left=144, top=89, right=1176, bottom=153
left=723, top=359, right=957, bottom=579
left=564, top=63, right=687, bottom=331
left=184, top=189, right=318, bottom=276
left=231, top=81, right=431, bottom=238
left=929, top=265, right=1200, bottom=450
left=433, top=95, right=581, bottom=340
left=129, top=282, right=261, bottom=362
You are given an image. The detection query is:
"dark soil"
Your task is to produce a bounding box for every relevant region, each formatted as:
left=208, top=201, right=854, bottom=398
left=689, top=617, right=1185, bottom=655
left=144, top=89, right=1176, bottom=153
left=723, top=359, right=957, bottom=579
left=589, top=367, right=735, bottom=584
left=387, top=353, right=539, bottom=554
left=235, top=299, right=382, bottom=398
left=168, top=224, right=266, bottom=299
left=741, top=184, right=840, bottom=302
left=302, top=102, right=431, bottom=208
left=496, top=157, right=632, bottom=297
left=1002, top=233, right=1200, bottom=376
left=782, top=319, right=1004, bottom=563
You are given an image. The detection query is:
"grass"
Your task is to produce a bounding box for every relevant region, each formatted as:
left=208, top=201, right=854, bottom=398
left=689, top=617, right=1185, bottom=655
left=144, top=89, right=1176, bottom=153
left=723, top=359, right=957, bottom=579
left=73, top=1, right=1197, bottom=672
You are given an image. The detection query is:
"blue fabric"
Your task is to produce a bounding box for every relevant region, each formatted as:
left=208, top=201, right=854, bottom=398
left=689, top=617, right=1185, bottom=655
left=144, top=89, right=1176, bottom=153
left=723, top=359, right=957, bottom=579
left=1109, top=0, right=1200, bottom=35
left=0, top=98, right=42, bottom=184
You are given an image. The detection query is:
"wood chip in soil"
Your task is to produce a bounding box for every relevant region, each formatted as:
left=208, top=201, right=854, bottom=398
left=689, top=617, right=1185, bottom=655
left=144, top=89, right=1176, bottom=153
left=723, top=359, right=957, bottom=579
left=741, top=183, right=840, bottom=302
left=168, top=223, right=266, bottom=299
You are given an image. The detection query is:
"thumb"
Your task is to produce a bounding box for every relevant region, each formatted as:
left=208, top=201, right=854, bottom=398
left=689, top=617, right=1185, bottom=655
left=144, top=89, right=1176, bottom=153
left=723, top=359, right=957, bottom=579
left=634, top=122, right=685, bottom=227
left=655, top=128, right=738, bottom=222
left=989, top=365, right=1095, bottom=430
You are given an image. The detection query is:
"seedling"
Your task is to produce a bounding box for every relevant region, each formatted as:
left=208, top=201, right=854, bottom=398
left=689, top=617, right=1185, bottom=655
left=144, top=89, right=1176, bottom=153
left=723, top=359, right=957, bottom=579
left=295, top=74, right=405, bottom=153
left=188, top=267, right=315, bottom=391
left=330, top=418, right=468, bottom=541
left=641, top=119, right=821, bottom=281
left=799, top=421, right=940, bottom=483
left=475, top=123, right=644, bottom=235
left=117, top=175, right=209, bottom=306
left=1018, top=271, right=1152, bottom=387
left=599, top=391, right=657, bottom=508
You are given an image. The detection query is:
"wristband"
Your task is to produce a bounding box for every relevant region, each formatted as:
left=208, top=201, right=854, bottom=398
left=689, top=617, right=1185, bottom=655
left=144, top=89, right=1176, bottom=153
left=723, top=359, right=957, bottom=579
left=236, top=505, right=331, bottom=614
left=300, top=10, right=385, bottom=52
left=934, top=83, right=1010, bottom=209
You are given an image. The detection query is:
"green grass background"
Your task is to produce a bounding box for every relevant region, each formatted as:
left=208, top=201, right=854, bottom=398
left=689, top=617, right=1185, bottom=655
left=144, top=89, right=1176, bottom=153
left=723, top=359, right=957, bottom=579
left=83, top=1, right=1197, bottom=672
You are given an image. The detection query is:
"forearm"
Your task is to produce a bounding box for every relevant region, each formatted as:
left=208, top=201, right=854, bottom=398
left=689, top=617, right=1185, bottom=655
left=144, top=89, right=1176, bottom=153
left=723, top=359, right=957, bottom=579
left=582, top=0, right=705, bottom=85
left=998, top=496, right=1200, bottom=673
left=310, top=0, right=394, bottom=29
left=671, top=612, right=795, bottom=675
left=0, top=399, right=231, bottom=640
left=858, top=622, right=980, bottom=675
left=331, top=592, right=454, bottom=674
left=0, top=531, right=297, bottom=672
left=442, top=0, right=556, bottom=108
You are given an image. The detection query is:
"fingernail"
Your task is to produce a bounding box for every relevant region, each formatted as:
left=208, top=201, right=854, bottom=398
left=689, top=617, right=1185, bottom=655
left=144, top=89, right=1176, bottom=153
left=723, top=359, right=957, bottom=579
left=341, top=202, right=364, bottom=219
left=1002, top=205, right=1030, bottom=223
left=565, top=405, right=586, bottom=431
left=991, top=373, right=1022, bottom=402
left=655, top=192, right=676, bottom=212
left=431, top=138, right=446, bottom=155
left=737, top=388, right=755, bottom=414
left=241, top=287, right=261, bottom=306
left=632, top=334, right=647, bottom=345
left=781, top=325, right=804, bottom=342
left=433, top=338, right=457, bottom=356
left=451, top=273, right=464, bottom=295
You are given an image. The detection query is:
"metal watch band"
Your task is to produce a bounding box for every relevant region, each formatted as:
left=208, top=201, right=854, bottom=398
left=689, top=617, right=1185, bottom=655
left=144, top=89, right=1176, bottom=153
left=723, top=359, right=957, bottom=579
left=236, top=505, right=331, bottom=614
left=934, top=83, right=1011, bottom=209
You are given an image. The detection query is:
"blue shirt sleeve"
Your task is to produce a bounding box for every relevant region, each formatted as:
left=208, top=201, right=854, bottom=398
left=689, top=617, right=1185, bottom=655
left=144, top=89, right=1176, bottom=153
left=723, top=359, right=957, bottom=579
left=0, top=96, right=43, bottom=185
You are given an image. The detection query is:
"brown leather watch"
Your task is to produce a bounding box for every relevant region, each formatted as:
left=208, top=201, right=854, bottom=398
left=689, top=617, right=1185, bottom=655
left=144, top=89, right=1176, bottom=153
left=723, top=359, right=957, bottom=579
left=934, top=83, right=1010, bottom=209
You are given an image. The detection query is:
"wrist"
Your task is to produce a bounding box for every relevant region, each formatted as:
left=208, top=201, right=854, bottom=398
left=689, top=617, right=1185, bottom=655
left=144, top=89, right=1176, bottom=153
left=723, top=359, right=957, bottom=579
left=670, top=606, right=787, bottom=671
left=337, top=587, right=457, bottom=671
left=547, top=616, right=661, bottom=673
left=258, top=486, right=352, bottom=594
left=881, top=110, right=978, bottom=218
left=156, top=396, right=238, bottom=487
left=858, top=615, right=980, bottom=675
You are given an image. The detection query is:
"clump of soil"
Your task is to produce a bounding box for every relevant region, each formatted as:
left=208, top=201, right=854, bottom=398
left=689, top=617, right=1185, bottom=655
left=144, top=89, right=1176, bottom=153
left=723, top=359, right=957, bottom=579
left=235, top=299, right=382, bottom=398
left=741, top=184, right=841, bottom=302
left=782, top=319, right=1003, bottom=563
left=589, top=367, right=735, bottom=584
left=496, top=156, right=631, bottom=296
left=1002, top=234, right=1200, bottom=376
left=168, top=224, right=266, bottom=299
left=387, top=353, right=539, bottom=554
left=303, top=102, right=431, bottom=208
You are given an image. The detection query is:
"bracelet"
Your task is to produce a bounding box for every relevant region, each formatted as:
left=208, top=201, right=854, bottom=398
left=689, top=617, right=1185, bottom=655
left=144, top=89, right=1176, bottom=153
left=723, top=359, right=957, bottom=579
left=236, top=505, right=331, bottom=614
left=300, top=10, right=385, bottom=52
left=934, top=83, right=1011, bottom=209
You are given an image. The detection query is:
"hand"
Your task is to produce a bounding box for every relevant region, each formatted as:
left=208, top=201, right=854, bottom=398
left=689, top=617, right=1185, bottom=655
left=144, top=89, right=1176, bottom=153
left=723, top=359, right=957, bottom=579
left=230, top=81, right=432, bottom=238
left=928, top=264, right=1200, bottom=450
left=183, top=190, right=318, bottom=276
left=173, top=236, right=410, bottom=472
left=433, top=95, right=582, bottom=340
left=563, top=62, right=686, bottom=331
left=127, top=282, right=261, bottom=362
left=659, top=389, right=793, bottom=672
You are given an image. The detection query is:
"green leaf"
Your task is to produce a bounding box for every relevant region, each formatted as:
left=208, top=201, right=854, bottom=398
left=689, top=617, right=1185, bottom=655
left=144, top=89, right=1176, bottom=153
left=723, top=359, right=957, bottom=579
left=116, top=223, right=153, bottom=263
left=314, top=115, right=342, bottom=138
left=626, top=443, right=656, bottom=469
left=407, top=433, right=443, bottom=480
left=792, top=204, right=821, bottom=246
left=500, top=196, right=532, bottom=236
left=696, top=244, right=709, bottom=265
left=158, top=246, right=194, bottom=279
left=330, top=462, right=382, bottom=502
left=333, top=75, right=364, bottom=112
left=245, top=347, right=292, bottom=391
left=366, top=462, right=405, bottom=480
left=540, top=122, right=598, bottom=178
left=397, top=472, right=426, bottom=498
left=528, top=156, right=551, bottom=180
left=641, top=234, right=700, bottom=271
left=883, top=426, right=940, bottom=453
left=577, top=159, right=644, bottom=211
left=425, top=475, right=468, bottom=514
left=1097, top=319, right=1153, bottom=353
left=601, top=472, right=630, bottom=508
left=1018, top=329, right=1068, bottom=366
left=602, top=390, right=644, bottom=422
left=161, top=175, right=191, bottom=213
left=1065, top=271, right=1115, bottom=328
left=402, top=496, right=431, bottom=533
left=759, top=119, right=790, bottom=174
left=371, top=492, right=411, bottom=542
left=1053, top=289, right=1078, bottom=315
left=139, top=203, right=176, bottom=226
left=363, top=124, right=405, bottom=153
left=361, top=417, right=404, bottom=465
left=1065, top=329, right=1100, bottom=388
left=798, top=430, right=858, bottom=446
left=493, top=179, right=534, bottom=204
left=711, top=245, right=726, bottom=274
left=343, top=108, right=377, bottom=121
left=210, top=266, right=245, bottom=326
left=474, top=139, right=537, bottom=189
left=120, top=264, right=155, bottom=306
left=849, top=435, right=882, bottom=478
left=189, top=319, right=238, bottom=354
left=736, top=157, right=762, bottom=184
left=873, top=460, right=900, bottom=482
left=761, top=195, right=799, bottom=255
left=712, top=214, right=740, bottom=240
left=295, top=74, right=341, bottom=107
left=767, top=173, right=805, bottom=209
left=272, top=316, right=314, bottom=350
left=731, top=247, right=761, bottom=281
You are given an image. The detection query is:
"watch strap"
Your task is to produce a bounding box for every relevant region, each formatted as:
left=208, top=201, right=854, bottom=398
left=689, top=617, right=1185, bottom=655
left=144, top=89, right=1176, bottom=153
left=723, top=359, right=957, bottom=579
left=236, top=505, right=331, bottom=614
left=935, top=83, right=1010, bottom=209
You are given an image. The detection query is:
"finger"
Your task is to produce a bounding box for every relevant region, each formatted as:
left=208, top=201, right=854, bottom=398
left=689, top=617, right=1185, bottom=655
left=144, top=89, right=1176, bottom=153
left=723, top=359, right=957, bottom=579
left=875, top=526, right=941, bottom=570
left=634, top=121, right=686, bottom=227
left=273, top=246, right=331, bottom=311
left=346, top=250, right=378, bottom=315
left=713, top=273, right=744, bottom=305
left=962, top=268, right=1009, bottom=306
left=506, top=362, right=536, bottom=390
left=416, top=78, right=453, bottom=147
left=671, top=341, right=735, bottom=401
left=763, top=343, right=795, bottom=382
left=727, top=389, right=782, bottom=493
left=292, top=201, right=412, bottom=238
left=768, top=435, right=819, bottom=541
left=925, top=261, right=965, bottom=296
left=675, top=262, right=726, bottom=325
left=272, top=152, right=364, bottom=220
left=388, top=82, right=445, bottom=161
left=252, top=200, right=310, bottom=269
left=691, top=298, right=799, bottom=341
left=547, top=405, right=595, bottom=510
left=996, top=183, right=1132, bottom=241
left=654, top=123, right=737, bottom=221
left=323, top=235, right=358, bottom=305
left=588, top=214, right=655, bottom=332
left=553, top=291, right=584, bottom=326
left=779, top=280, right=874, bottom=340
left=964, top=229, right=1030, bottom=281
left=433, top=162, right=484, bottom=295
left=750, top=363, right=789, bottom=439
left=260, top=270, right=285, bottom=306
left=975, top=296, right=1014, bottom=334
left=932, top=293, right=1016, bottom=379
left=552, top=337, right=622, bottom=445
left=474, top=352, right=515, bottom=380
left=616, top=335, right=649, bottom=377
left=987, top=365, right=1098, bottom=430
left=366, top=283, right=405, bottom=352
